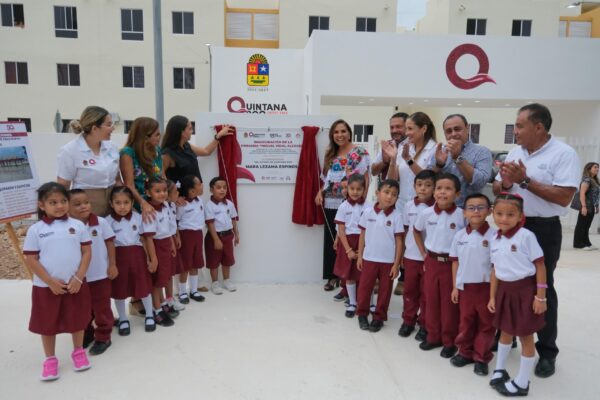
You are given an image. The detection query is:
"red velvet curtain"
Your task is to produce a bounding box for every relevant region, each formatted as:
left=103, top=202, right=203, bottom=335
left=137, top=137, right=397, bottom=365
left=292, top=126, right=324, bottom=226
left=215, top=125, right=239, bottom=209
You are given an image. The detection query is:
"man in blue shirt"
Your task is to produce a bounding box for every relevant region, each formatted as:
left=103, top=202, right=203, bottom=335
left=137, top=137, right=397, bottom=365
left=430, top=114, right=492, bottom=206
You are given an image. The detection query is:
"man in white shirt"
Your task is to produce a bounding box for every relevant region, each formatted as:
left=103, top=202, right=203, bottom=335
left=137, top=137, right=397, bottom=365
left=492, top=103, right=580, bottom=378
left=371, top=112, right=408, bottom=180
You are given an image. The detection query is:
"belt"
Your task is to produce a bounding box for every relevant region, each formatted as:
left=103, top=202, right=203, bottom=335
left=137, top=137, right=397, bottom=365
left=427, top=251, right=450, bottom=263
left=525, top=216, right=559, bottom=223
left=217, top=229, right=233, bottom=237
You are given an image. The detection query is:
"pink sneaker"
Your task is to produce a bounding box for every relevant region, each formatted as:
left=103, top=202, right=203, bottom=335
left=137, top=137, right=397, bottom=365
left=40, top=356, right=59, bottom=381
left=71, top=348, right=91, bottom=372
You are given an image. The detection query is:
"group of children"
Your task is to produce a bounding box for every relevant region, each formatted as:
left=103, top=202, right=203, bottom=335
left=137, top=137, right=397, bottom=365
left=331, top=170, right=548, bottom=397
left=24, top=176, right=239, bottom=381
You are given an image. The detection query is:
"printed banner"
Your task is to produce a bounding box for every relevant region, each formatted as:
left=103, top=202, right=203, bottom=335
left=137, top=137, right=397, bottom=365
left=237, top=127, right=302, bottom=184
left=0, top=122, right=40, bottom=222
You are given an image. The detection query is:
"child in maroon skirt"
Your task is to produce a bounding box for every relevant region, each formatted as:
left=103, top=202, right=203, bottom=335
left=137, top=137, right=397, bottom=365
left=142, top=178, right=177, bottom=327
left=69, top=189, right=116, bottom=356
left=176, top=175, right=207, bottom=303
left=205, top=176, right=239, bottom=295
left=333, top=174, right=370, bottom=318
left=106, top=186, right=156, bottom=334
left=488, top=193, right=547, bottom=397
left=23, top=182, right=93, bottom=381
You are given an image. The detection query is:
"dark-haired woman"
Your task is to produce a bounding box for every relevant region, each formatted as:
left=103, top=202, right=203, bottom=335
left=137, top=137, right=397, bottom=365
left=573, top=162, right=599, bottom=250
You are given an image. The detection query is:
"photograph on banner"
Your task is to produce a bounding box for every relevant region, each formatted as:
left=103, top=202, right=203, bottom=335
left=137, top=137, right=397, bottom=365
left=237, top=127, right=302, bottom=184
left=0, top=122, right=39, bottom=222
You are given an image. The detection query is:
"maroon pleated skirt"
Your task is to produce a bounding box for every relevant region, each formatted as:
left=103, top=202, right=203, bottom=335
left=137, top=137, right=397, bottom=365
left=112, top=245, right=152, bottom=299
left=152, top=237, right=174, bottom=288
left=333, top=234, right=361, bottom=281
left=29, top=283, right=91, bottom=335
left=493, top=276, right=545, bottom=337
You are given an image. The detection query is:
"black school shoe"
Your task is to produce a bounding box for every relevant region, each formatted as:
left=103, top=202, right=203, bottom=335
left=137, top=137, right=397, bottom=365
left=474, top=362, right=489, bottom=376
left=398, top=323, right=415, bottom=337
left=162, top=304, right=179, bottom=319
left=89, top=340, right=112, bottom=356
left=534, top=357, right=556, bottom=378
left=145, top=317, right=156, bottom=332
left=358, top=316, right=370, bottom=330
left=450, top=354, right=473, bottom=367
left=83, top=327, right=95, bottom=349
left=117, top=320, right=131, bottom=336
left=345, top=305, right=356, bottom=318
left=440, top=346, right=458, bottom=358
left=489, top=369, right=511, bottom=386
left=369, top=320, right=384, bottom=332
left=419, top=341, right=442, bottom=351
left=414, top=327, right=427, bottom=342
left=190, top=292, right=206, bottom=302
left=494, top=380, right=529, bottom=397
left=333, top=290, right=347, bottom=302
left=178, top=293, right=190, bottom=304
left=154, top=310, right=175, bottom=327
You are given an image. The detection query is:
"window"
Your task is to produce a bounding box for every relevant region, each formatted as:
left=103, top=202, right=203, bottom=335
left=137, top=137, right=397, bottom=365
left=57, top=64, right=80, bottom=86
left=174, top=67, right=194, bottom=89
left=124, top=120, right=134, bottom=134
left=121, top=9, right=143, bottom=40
left=309, top=16, right=329, bottom=36
left=54, top=6, right=77, bottom=38
left=512, top=20, right=532, bottom=37
left=4, top=61, right=27, bottom=84
left=122, top=66, right=144, bottom=88
left=353, top=125, right=373, bottom=143
left=469, top=123, right=480, bottom=144
left=7, top=117, right=31, bottom=132
left=466, top=18, right=486, bottom=35
left=504, top=124, right=515, bottom=144
left=1, top=3, right=24, bottom=27
left=172, top=11, right=193, bottom=34
left=356, top=17, right=376, bottom=32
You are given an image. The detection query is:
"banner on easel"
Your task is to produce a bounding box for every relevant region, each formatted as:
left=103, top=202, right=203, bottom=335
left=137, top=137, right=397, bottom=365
left=0, top=122, right=39, bottom=222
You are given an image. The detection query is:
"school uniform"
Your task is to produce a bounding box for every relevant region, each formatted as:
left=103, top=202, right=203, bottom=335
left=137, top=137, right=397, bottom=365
left=490, top=225, right=546, bottom=337
left=142, top=202, right=174, bottom=288
left=401, top=197, right=435, bottom=328
left=176, top=196, right=206, bottom=270
left=84, top=214, right=116, bottom=343
left=449, top=222, right=496, bottom=363
left=333, top=198, right=370, bottom=281
left=168, top=201, right=184, bottom=275
left=356, top=203, right=404, bottom=321
left=106, top=211, right=152, bottom=299
left=204, top=196, right=238, bottom=269
left=414, top=203, right=465, bottom=347
left=23, top=216, right=92, bottom=336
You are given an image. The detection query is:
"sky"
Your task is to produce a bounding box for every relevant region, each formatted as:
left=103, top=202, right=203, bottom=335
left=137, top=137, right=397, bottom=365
left=397, top=0, right=428, bottom=30
left=0, top=146, right=27, bottom=159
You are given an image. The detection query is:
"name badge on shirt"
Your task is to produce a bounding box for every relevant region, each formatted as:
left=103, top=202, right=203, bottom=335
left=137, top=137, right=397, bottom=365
left=457, top=240, right=468, bottom=246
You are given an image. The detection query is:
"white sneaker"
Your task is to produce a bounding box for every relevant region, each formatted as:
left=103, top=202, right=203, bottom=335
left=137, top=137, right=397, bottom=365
left=171, top=298, right=186, bottom=311
left=583, top=246, right=597, bottom=251
left=211, top=281, right=224, bottom=295
left=222, top=279, right=237, bottom=292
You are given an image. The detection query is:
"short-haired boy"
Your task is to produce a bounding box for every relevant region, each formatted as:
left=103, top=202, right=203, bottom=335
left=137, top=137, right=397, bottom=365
left=356, top=179, right=404, bottom=332
left=413, top=173, right=464, bottom=358
left=449, top=193, right=496, bottom=376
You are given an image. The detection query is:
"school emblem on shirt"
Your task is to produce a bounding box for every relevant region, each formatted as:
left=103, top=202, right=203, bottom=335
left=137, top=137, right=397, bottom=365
left=450, top=223, right=456, bottom=229
left=132, top=225, right=137, bottom=231
left=91, top=229, right=98, bottom=237
left=227, top=209, right=230, bottom=215
left=82, top=160, right=88, bottom=166
left=68, top=227, right=76, bottom=234
left=386, top=220, right=392, bottom=227
left=482, top=240, right=489, bottom=248
left=511, top=244, right=517, bottom=252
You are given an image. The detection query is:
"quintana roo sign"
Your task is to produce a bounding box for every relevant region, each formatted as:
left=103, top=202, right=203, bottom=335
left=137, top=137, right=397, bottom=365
left=446, top=44, right=496, bottom=90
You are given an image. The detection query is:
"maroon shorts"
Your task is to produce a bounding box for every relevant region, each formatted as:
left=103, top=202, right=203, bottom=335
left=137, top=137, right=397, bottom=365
left=333, top=234, right=360, bottom=281
left=112, top=245, right=152, bottom=299
left=173, top=251, right=184, bottom=275
left=179, top=229, right=205, bottom=271
left=152, top=237, right=174, bottom=288
left=205, top=231, right=235, bottom=269
left=29, top=283, right=91, bottom=336
left=493, top=276, right=545, bottom=337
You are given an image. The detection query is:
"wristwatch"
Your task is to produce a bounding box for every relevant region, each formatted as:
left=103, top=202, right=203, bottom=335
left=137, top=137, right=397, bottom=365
left=406, top=159, right=414, bottom=166
left=455, top=155, right=466, bottom=165
left=519, top=176, right=531, bottom=189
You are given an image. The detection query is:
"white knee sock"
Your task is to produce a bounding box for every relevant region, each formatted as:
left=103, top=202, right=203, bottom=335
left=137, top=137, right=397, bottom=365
left=492, top=342, right=512, bottom=379
left=114, top=299, right=127, bottom=321
left=512, top=355, right=535, bottom=389
left=141, top=295, right=154, bottom=318
left=346, top=282, right=357, bottom=306
left=178, top=282, right=187, bottom=296
left=190, top=275, right=199, bottom=293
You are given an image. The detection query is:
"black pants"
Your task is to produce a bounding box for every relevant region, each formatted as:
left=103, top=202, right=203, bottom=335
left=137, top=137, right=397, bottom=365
left=525, top=217, right=561, bottom=360
left=573, top=208, right=595, bottom=248
left=322, top=208, right=338, bottom=280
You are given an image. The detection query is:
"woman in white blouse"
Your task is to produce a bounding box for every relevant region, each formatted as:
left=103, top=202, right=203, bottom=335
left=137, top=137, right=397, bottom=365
left=384, top=112, right=437, bottom=213
left=57, top=106, right=121, bottom=216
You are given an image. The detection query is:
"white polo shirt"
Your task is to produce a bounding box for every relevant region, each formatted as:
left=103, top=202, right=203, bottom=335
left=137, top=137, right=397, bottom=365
left=167, top=201, right=178, bottom=236
left=402, top=197, right=435, bottom=261
left=85, top=214, right=115, bottom=282
left=23, top=217, right=92, bottom=288
left=142, top=202, right=173, bottom=240
left=491, top=226, right=544, bottom=282
left=449, top=222, right=496, bottom=290
left=57, top=135, right=120, bottom=189
left=205, top=197, right=238, bottom=232
left=414, top=204, right=465, bottom=254
left=176, top=197, right=206, bottom=231
left=105, top=211, right=144, bottom=247
left=395, top=139, right=437, bottom=213
left=358, top=203, right=404, bottom=263
left=334, top=199, right=370, bottom=235
left=495, top=137, right=580, bottom=217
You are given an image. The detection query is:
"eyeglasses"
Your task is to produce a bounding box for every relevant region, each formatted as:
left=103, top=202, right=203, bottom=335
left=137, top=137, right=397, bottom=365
left=465, top=205, right=489, bottom=212
left=102, top=122, right=114, bottom=128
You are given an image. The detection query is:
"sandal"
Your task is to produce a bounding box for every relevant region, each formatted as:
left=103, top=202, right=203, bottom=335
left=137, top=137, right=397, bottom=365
left=323, top=279, right=339, bottom=291
left=118, top=320, right=131, bottom=336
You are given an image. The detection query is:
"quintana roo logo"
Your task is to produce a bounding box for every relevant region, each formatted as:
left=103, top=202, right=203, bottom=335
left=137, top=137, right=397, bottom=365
left=446, top=44, right=496, bottom=90
left=247, top=54, right=269, bottom=86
